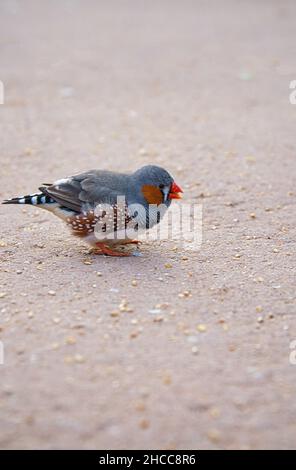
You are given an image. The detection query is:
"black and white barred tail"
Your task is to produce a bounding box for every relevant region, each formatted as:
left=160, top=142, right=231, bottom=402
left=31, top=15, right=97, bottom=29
left=2, top=193, right=54, bottom=205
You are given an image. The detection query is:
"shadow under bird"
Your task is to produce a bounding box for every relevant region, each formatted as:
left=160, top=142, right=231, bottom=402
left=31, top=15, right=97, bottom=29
left=3, top=165, right=183, bottom=256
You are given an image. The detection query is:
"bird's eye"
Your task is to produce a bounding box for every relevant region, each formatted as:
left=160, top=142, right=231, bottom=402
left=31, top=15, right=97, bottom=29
left=159, top=184, right=164, bottom=190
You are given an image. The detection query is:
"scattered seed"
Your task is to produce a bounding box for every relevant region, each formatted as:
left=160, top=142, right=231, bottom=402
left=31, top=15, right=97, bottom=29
left=210, top=407, right=221, bottom=418
left=119, top=299, right=133, bottom=312
left=110, top=310, right=120, bottom=318
left=130, top=330, right=140, bottom=339
left=155, top=302, right=170, bottom=310
left=135, top=401, right=146, bottom=412
left=163, top=373, right=172, bottom=385
left=207, top=429, right=220, bottom=443
left=131, top=280, right=138, bottom=287
left=64, top=355, right=73, bottom=364
left=245, top=155, right=256, bottom=162
left=0, top=293, right=7, bottom=299
left=153, top=316, right=164, bottom=323
left=249, top=212, right=256, bottom=219
left=139, top=419, right=150, bottom=429
left=197, top=324, right=207, bottom=333
left=178, top=290, right=191, bottom=298
left=65, top=336, right=76, bottom=345
left=48, top=290, right=56, bottom=296
left=74, top=354, right=85, bottom=363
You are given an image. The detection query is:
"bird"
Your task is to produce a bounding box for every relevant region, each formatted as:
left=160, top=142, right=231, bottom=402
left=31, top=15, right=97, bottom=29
left=2, top=165, right=183, bottom=256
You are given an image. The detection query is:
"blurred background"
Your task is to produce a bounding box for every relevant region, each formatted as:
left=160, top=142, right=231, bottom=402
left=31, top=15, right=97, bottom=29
left=0, top=0, right=296, bottom=449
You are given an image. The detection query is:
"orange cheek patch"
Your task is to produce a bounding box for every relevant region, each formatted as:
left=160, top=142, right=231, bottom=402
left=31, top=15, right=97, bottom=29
left=141, top=185, right=163, bottom=205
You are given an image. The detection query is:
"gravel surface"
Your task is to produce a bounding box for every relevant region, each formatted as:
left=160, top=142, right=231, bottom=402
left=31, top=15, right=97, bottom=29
left=0, top=0, right=295, bottom=449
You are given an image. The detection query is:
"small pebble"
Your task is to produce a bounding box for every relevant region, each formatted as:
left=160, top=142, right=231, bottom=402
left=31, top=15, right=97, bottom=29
left=48, top=290, right=56, bottom=296
left=148, top=309, right=161, bottom=315
left=191, top=346, right=199, bottom=355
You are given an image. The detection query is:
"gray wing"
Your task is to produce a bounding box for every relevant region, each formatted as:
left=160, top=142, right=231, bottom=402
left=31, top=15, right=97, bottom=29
left=39, top=170, right=129, bottom=213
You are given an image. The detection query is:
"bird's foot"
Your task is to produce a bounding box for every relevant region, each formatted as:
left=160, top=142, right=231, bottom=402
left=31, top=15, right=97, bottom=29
left=93, top=242, right=131, bottom=257
left=122, top=239, right=142, bottom=245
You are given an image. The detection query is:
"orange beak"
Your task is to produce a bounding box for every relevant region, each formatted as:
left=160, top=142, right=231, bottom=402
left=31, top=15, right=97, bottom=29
left=168, top=181, right=183, bottom=200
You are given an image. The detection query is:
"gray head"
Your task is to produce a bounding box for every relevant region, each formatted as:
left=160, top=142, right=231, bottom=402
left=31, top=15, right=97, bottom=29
left=129, top=165, right=183, bottom=208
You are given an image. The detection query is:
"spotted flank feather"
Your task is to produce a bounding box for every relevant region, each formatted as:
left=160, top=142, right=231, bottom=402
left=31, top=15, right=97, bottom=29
left=2, top=193, right=55, bottom=205
left=66, top=204, right=134, bottom=237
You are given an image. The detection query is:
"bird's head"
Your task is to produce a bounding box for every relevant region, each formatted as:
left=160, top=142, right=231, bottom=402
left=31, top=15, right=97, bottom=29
left=130, top=165, right=183, bottom=207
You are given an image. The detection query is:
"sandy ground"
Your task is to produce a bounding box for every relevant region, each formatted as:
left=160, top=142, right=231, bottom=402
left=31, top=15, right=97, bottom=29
left=0, top=0, right=296, bottom=450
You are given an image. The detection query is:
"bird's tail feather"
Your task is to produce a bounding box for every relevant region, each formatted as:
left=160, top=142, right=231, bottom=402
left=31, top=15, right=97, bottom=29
left=2, top=193, right=55, bottom=205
